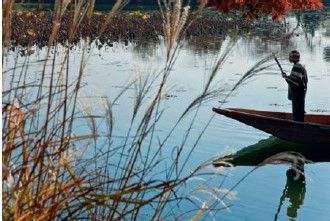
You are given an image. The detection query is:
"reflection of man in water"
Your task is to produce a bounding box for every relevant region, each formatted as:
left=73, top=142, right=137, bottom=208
left=273, top=167, right=306, bottom=221
left=285, top=168, right=306, bottom=219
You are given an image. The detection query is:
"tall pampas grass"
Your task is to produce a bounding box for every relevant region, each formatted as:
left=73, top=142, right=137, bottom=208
left=2, top=0, right=291, bottom=220
left=2, top=1, right=127, bottom=220
left=158, top=0, right=191, bottom=60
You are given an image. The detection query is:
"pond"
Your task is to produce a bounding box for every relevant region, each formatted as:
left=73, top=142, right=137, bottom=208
left=3, top=12, right=330, bottom=221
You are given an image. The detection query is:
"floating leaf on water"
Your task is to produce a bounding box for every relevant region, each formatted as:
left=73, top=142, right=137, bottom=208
left=94, top=12, right=102, bottom=16
left=25, top=11, right=33, bottom=17
left=27, top=29, right=35, bottom=37
left=142, top=14, right=150, bottom=20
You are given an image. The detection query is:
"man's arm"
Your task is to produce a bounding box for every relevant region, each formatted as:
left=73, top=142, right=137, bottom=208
left=304, top=67, right=308, bottom=84
left=282, top=72, right=299, bottom=87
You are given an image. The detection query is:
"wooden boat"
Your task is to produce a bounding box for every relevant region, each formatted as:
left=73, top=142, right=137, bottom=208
left=213, top=136, right=330, bottom=167
left=212, top=108, right=330, bottom=145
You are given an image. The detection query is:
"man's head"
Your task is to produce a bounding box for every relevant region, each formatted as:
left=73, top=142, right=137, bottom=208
left=289, top=50, right=300, bottom=63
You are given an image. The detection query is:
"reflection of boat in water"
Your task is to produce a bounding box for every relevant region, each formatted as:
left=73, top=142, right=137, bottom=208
left=213, top=136, right=330, bottom=167
left=214, top=137, right=328, bottom=220
left=212, top=108, right=330, bottom=145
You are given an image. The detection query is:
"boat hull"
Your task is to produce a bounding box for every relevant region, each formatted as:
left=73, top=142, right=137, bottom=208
left=212, top=108, right=330, bottom=145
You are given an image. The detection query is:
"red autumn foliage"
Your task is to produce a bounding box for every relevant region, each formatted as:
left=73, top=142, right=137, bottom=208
left=200, top=0, right=323, bottom=19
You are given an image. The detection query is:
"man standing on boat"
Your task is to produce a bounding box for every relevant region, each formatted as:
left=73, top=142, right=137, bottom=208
left=281, top=50, right=308, bottom=122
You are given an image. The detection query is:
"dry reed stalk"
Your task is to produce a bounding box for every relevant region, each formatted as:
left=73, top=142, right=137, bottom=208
left=2, top=103, right=25, bottom=151
left=2, top=0, right=13, bottom=48
left=37, top=0, right=71, bottom=126
left=67, top=0, right=85, bottom=41
left=158, top=0, right=190, bottom=60
left=98, top=0, right=128, bottom=37
left=190, top=202, right=208, bottom=221
left=85, top=0, right=96, bottom=36
left=86, top=0, right=95, bottom=19
left=67, top=0, right=96, bottom=43
left=48, top=0, right=71, bottom=47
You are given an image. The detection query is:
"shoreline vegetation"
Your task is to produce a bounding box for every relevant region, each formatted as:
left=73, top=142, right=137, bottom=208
left=10, top=7, right=327, bottom=51
left=11, top=10, right=289, bottom=48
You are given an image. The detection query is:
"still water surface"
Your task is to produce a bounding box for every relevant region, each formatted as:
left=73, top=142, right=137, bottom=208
left=82, top=17, right=329, bottom=220
left=5, top=14, right=330, bottom=220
